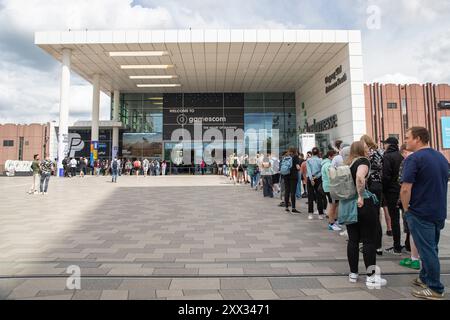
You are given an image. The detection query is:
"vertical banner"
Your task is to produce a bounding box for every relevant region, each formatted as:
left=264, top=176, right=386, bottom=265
left=112, top=146, right=118, bottom=159
left=441, top=117, right=450, bottom=149
left=90, top=141, right=98, bottom=167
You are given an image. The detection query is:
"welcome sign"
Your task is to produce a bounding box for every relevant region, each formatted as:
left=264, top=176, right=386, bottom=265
left=163, top=93, right=244, bottom=140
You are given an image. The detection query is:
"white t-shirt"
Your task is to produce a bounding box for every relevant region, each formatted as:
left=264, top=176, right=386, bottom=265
left=271, top=157, right=280, bottom=174
left=70, top=159, right=77, bottom=168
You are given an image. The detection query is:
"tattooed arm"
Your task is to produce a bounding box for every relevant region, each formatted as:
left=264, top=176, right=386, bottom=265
left=356, top=164, right=369, bottom=207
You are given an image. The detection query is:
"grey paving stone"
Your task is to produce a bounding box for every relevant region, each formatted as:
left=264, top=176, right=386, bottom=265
left=170, top=278, right=220, bottom=290
left=220, top=278, right=272, bottom=290
left=128, top=288, right=157, bottom=300
left=219, top=289, right=252, bottom=300
left=247, top=290, right=279, bottom=300
left=72, top=290, right=103, bottom=300
left=273, top=289, right=306, bottom=299
left=269, top=277, right=324, bottom=290
left=81, top=279, right=123, bottom=290
left=100, top=290, right=129, bottom=300
left=118, top=279, right=171, bottom=290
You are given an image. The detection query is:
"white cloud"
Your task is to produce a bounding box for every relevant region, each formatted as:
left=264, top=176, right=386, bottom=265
left=0, top=0, right=176, bottom=124
left=0, top=0, right=449, bottom=125
left=0, top=60, right=110, bottom=124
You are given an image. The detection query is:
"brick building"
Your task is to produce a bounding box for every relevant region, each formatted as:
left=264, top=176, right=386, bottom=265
left=0, top=123, right=51, bottom=172
left=364, top=83, right=450, bottom=161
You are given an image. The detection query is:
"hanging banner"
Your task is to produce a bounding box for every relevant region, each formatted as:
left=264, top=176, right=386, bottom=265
left=90, top=141, right=98, bottom=167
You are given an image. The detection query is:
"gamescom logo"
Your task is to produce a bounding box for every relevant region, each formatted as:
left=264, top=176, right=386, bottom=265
left=177, top=114, right=227, bottom=125
left=177, top=114, right=188, bottom=125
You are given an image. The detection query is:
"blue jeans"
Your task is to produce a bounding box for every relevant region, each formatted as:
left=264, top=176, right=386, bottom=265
left=250, top=174, right=257, bottom=188
left=254, top=172, right=261, bottom=188
left=296, top=172, right=302, bottom=198
left=40, top=173, right=50, bottom=193
left=406, top=213, right=445, bottom=294
left=262, top=175, right=273, bottom=198
left=112, top=169, right=118, bottom=182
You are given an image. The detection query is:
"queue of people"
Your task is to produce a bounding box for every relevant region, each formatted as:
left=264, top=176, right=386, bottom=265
left=226, top=126, right=447, bottom=299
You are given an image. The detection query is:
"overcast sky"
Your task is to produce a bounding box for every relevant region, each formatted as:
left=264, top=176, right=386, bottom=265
left=0, top=0, right=449, bottom=124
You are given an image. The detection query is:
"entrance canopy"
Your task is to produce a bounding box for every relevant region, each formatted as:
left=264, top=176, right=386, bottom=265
left=35, top=29, right=359, bottom=94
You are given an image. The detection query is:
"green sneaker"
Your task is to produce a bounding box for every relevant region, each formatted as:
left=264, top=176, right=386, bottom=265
left=399, top=258, right=412, bottom=267
left=400, top=258, right=421, bottom=270
left=410, top=259, right=421, bottom=270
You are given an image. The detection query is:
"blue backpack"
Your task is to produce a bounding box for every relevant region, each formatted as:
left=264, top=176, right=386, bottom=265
left=280, top=156, right=293, bottom=176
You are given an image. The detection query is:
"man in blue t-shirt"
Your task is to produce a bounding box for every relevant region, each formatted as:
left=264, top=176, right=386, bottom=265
left=401, top=127, right=448, bottom=300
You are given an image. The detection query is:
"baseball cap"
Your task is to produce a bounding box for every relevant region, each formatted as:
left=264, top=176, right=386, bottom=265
left=381, top=137, right=399, bottom=145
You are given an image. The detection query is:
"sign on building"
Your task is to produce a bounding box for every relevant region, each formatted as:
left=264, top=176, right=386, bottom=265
left=299, top=134, right=316, bottom=155
left=441, top=117, right=450, bottom=149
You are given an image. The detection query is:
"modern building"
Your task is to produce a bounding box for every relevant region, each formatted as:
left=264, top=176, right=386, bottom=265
left=365, top=83, right=450, bottom=160
left=3, top=82, right=450, bottom=174
left=34, top=29, right=366, bottom=175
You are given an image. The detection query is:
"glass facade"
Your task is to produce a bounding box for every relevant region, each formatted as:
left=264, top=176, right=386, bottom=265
left=114, top=92, right=297, bottom=161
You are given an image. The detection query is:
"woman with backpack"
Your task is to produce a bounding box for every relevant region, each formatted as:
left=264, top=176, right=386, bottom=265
left=341, top=141, right=387, bottom=288
left=321, top=150, right=342, bottom=231
left=281, top=147, right=301, bottom=214
left=360, top=135, right=384, bottom=256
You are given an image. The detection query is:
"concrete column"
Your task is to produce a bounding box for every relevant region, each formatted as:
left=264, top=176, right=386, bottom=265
left=91, top=74, right=100, bottom=142
left=57, top=48, right=71, bottom=177
left=112, top=90, right=120, bottom=159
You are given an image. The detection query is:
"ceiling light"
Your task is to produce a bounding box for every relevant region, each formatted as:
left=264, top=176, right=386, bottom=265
left=148, top=97, right=164, bottom=100
left=109, top=51, right=169, bottom=57
left=137, top=84, right=181, bottom=88
left=130, top=75, right=178, bottom=79
left=121, top=65, right=174, bottom=69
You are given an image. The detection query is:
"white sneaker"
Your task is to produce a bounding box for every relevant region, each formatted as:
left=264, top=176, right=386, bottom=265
left=318, top=215, right=324, bottom=220
left=308, top=214, right=314, bottom=220
left=366, top=275, right=387, bottom=289
left=329, top=223, right=343, bottom=231
left=339, top=230, right=348, bottom=237
left=349, top=273, right=359, bottom=283
left=313, top=211, right=319, bottom=215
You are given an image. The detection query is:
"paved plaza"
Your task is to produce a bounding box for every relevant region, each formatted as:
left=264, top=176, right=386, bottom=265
left=0, top=175, right=449, bottom=300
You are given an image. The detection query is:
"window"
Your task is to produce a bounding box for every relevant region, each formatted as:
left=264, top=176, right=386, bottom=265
left=18, top=137, right=24, bottom=160
left=3, top=140, right=14, bottom=147
left=387, top=102, right=397, bottom=109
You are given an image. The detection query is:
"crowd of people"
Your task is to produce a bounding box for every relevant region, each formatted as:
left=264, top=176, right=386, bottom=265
left=61, top=157, right=168, bottom=178
left=223, top=126, right=448, bottom=299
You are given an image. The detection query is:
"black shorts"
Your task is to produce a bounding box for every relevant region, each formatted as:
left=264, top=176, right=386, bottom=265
left=325, top=192, right=339, bottom=204
left=272, top=173, right=280, bottom=184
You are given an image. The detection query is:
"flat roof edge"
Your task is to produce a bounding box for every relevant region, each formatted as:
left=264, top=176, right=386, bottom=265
left=35, top=29, right=361, bottom=45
